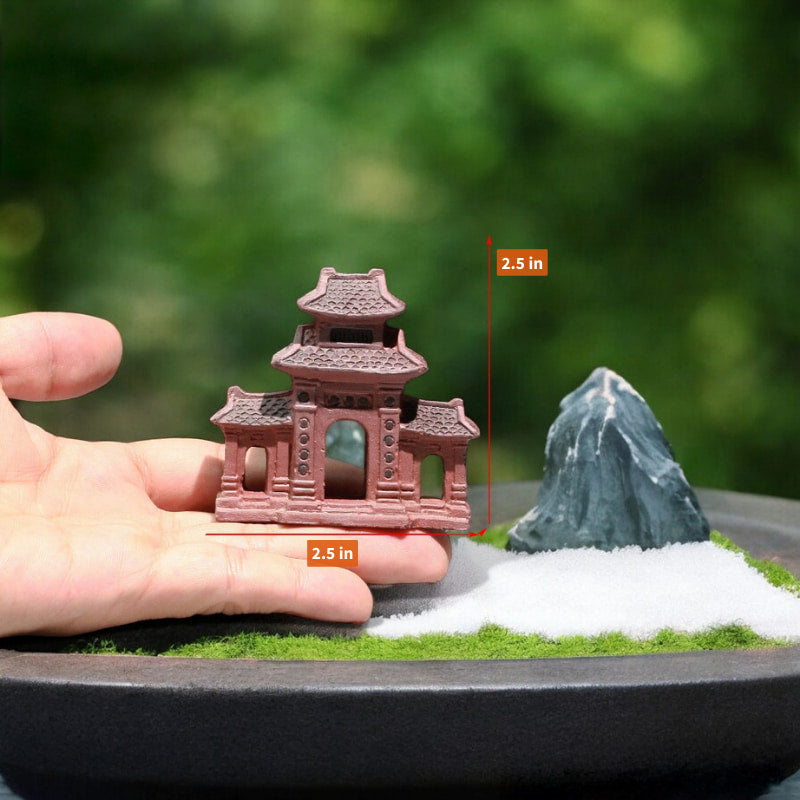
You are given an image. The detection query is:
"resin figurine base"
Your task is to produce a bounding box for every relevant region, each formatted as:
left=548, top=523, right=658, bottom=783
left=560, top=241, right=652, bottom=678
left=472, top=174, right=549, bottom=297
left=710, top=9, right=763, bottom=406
left=214, top=491, right=472, bottom=532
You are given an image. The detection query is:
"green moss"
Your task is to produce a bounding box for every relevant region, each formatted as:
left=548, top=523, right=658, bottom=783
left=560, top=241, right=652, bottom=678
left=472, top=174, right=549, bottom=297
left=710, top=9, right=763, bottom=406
left=710, top=530, right=800, bottom=597
left=73, top=623, right=785, bottom=660
left=70, top=527, right=798, bottom=660
left=475, top=522, right=511, bottom=549
left=75, top=640, right=154, bottom=656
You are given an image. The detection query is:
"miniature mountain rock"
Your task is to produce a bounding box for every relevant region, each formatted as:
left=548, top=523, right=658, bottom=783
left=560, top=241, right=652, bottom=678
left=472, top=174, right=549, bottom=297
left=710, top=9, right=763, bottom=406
left=507, top=367, right=710, bottom=553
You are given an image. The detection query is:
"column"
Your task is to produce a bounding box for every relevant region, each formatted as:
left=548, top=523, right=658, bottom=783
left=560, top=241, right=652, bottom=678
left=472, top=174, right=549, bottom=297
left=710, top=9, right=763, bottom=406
left=449, top=444, right=469, bottom=503
left=290, top=405, right=317, bottom=500
left=220, top=437, right=242, bottom=494
left=375, top=406, right=402, bottom=501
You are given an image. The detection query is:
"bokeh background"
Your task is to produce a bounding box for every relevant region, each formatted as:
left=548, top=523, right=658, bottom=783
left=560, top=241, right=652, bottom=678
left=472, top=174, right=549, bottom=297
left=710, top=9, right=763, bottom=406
left=2, top=0, right=799, bottom=500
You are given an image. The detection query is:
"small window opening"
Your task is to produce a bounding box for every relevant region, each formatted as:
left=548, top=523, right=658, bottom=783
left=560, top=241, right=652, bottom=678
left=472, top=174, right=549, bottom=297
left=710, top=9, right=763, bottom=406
left=331, top=328, right=373, bottom=344
left=420, top=454, right=445, bottom=499
left=243, top=447, right=268, bottom=492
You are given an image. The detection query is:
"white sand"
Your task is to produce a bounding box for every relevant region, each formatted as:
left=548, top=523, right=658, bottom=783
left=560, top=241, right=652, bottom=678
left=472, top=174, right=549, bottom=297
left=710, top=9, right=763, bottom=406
left=364, top=539, right=800, bottom=641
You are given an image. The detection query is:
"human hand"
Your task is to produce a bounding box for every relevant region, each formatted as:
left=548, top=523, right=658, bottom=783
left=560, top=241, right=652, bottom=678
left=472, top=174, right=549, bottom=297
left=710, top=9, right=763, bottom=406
left=0, top=312, right=450, bottom=637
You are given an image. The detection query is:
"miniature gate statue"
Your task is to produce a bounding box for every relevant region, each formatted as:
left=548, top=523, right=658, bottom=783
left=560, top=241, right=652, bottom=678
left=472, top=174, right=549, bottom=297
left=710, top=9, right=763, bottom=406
left=212, top=267, right=479, bottom=530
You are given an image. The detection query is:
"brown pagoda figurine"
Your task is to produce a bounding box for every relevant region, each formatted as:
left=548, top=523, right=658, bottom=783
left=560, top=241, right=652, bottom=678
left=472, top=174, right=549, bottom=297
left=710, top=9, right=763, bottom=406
left=211, top=267, right=479, bottom=530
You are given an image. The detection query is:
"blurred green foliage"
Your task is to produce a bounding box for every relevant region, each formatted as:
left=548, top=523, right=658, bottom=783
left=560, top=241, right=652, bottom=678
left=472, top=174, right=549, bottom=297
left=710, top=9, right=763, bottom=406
left=2, top=0, right=799, bottom=499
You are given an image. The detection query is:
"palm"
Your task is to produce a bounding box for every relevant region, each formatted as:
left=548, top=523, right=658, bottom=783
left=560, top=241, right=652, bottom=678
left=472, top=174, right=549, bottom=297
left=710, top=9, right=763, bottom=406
left=2, top=432, right=167, bottom=635
left=0, top=313, right=450, bottom=637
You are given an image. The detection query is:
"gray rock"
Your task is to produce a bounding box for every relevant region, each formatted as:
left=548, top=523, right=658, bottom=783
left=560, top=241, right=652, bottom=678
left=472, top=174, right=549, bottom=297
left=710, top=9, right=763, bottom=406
left=507, top=367, right=710, bottom=552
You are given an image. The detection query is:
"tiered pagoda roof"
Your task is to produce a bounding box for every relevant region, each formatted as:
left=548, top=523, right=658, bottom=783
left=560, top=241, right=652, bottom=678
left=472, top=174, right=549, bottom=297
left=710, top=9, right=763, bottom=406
left=272, top=267, right=427, bottom=381
left=297, top=267, right=405, bottom=321
left=271, top=337, right=426, bottom=378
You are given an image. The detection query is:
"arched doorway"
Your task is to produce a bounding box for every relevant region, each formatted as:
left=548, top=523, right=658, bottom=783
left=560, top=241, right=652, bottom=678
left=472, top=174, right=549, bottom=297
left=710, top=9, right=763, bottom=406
left=242, top=446, right=267, bottom=492
left=325, top=420, right=366, bottom=499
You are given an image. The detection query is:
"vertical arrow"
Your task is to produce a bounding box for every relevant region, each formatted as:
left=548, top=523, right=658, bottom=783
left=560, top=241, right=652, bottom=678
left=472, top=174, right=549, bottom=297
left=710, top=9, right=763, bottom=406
left=486, top=235, right=492, bottom=526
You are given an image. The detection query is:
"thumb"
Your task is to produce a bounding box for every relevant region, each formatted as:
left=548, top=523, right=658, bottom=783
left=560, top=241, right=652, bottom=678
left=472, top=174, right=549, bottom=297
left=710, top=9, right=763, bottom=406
left=0, top=390, right=47, bottom=480
left=0, top=312, right=122, bottom=401
left=0, top=312, right=121, bottom=479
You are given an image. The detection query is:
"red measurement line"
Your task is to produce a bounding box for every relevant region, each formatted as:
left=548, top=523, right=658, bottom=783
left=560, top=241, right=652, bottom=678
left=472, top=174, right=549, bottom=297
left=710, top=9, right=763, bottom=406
left=205, top=247, right=494, bottom=540
left=206, top=531, right=485, bottom=537
left=486, top=235, right=492, bottom=527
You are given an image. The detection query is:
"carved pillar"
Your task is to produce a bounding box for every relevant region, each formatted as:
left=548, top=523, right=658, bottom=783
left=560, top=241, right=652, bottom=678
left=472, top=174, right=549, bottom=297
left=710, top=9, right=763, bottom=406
left=235, top=439, right=247, bottom=492
left=449, top=444, right=469, bottom=503
left=397, top=445, right=416, bottom=502
left=273, top=433, right=291, bottom=495
left=290, top=405, right=317, bottom=500
left=220, top=436, right=241, bottom=493
left=375, top=406, right=402, bottom=501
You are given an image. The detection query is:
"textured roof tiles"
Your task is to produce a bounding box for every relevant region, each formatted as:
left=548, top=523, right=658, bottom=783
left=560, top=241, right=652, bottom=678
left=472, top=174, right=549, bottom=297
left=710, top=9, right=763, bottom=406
left=297, top=267, right=405, bottom=320
left=273, top=343, right=425, bottom=377
left=212, top=389, right=292, bottom=427
left=401, top=398, right=480, bottom=439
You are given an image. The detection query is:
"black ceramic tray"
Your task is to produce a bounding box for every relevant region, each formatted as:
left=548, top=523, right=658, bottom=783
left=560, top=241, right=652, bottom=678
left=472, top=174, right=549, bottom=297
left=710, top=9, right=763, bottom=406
left=1, top=483, right=799, bottom=795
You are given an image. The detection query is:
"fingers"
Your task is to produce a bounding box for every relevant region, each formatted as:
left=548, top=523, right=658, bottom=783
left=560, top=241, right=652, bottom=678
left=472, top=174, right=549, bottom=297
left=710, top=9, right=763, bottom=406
left=0, top=312, right=122, bottom=401
left=129, top=438, right=225, bottom=512
left=8, top=538, right=374, bottom=636
left=174, top=514, right=452, bottom=586
left=140, top=541, right=374, bottom=624
left=131, top=439, right=369, bottom=514
left=0, top=311, right=121, bottom=480
left=249, top=528, right=452, bottom=585
left=0, top=388, right=54, bottom=482
left=323, top=459, right=365, bottom=499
